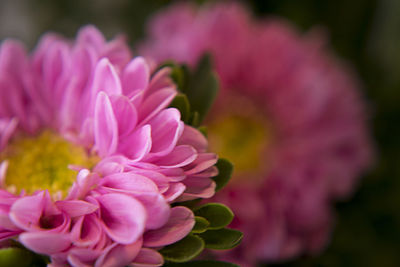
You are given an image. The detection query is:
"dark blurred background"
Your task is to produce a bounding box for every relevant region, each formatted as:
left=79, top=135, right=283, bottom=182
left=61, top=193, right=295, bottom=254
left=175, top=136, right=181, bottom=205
left=1, top=0, right=399, bottom=266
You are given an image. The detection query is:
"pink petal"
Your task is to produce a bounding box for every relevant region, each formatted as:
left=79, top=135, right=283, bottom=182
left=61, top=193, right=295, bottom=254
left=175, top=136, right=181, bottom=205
left=71, top=214, right=102, bottom=247
left=0, top=213, right=19, bottom=230
left=126, top=169, right=169, bottom=193
left=94, top=92, right=119, bottom=157
left=0, top=39, right=27, bottom=74
left=122, top=57, right=150, bottom=96
left=19, top=232, right=71, bottom=254
left=143, top=206, right=194, bottom=247
left=133, top=193, right=170, bottom=230
left=191, top=166, right=219, bottom=178
left=68, top=247, right=103, bottom=266
left=102, top=36, right=132, bottom=69
left=67, top=255, right=93, bottom=267
left=10, top=193, right=44, bottom=230
left=159, top=168, right=186, bottom=182
left=177, top=125, right=208, bottom=152
left=91, top=58, right=122, bottom=99
left=154, top=145, right=197, bottom=168
left=56, top=200, right=98, bottom=217
left=42, top=42, right=70, bottom=98
left=0, top=231, right=20, bottom=241
left=100, top=172, right=159, bottom=194
left=130, top=248, right=164, bottom=267
left=138, top=88, right=177, bottom=125
left=147, top=108, right=184, bottom=157
left=95, top=239, right=142, bottom=267
left=180, top=178, right=216, bottom=200
left=66, top=170, right=99, bottom=200
left=147, top=68, right=174, bottom=95
left=97, top=193, right=146, bottom=244
left=110, top=95, right=138, bottom=137
left=77, top=25, right=106, bottom=51
left=184, top=153, right=218, bottom=175
left=163, top=183, right=186, bottom=202
left=93, top=156, right=126, bottom=176
left=0, top=118, right=17, bottom=151
left=118, top=125, right=152, bottom=161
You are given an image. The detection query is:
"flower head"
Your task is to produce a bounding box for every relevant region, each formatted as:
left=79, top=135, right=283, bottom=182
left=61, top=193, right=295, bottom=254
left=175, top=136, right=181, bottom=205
left=0, top=25, right=218, bottom=266
left=141, top=2, right=374, bottom=266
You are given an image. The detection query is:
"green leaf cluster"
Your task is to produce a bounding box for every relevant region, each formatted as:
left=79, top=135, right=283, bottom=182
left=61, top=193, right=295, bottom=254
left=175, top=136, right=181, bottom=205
left=164, top=54, right=219, bottom=127
left=0, top=246, right=48, bottom=267
left=160, top=203, right=243, bottom=265
left=157, top=55, right=241, bottom=266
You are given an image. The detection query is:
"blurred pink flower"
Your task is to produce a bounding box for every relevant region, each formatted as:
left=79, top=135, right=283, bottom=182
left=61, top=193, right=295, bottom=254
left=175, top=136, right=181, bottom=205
left=141, top=2, right=374, bottom=266
left=0, top=25, right=217, bottom=266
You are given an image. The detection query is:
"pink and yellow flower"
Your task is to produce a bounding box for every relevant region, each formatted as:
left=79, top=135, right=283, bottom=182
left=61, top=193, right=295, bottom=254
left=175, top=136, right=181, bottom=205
left=141, top=2, right=374, bottom=266
left=0, top=25, right=218, bottom=266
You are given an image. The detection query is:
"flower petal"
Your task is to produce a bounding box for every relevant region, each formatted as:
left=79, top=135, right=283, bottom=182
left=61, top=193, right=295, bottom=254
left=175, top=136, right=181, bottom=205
left=97, top=193, right=146, bottom=244
left=10, top=193, right=44, bottom=230
left=100, top=172, right=159, bottom=194
left=118, top=125, right=152, bottom=160
left=177, top=125, right=208, bottom=152
left=143, top=206, right=194, bottom=247
left=110, top=95, right=138, bottom=137
left=94, top=92, right=119, bottom=157
left=154, top=145, right=197, bottom=168
left=71, top=214, right=102, bottom=247
left=91, top=58, right=122, bottom=98
left=19, top=232, right=71, bottom=254
left=56, top=200, right=98, bottom=217
left=95, top=239, right=142, bottom=267
left=77, top=25, right=106, bottom=51
left=130, top=248, right=164, bottom=267
left=138, top=88, right=177, bottom=124
left=122, top=57, right=150, bottom=96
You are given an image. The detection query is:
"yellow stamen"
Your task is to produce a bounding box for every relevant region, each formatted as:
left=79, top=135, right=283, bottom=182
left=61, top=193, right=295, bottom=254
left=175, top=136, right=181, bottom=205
left=208, top=96, right=272, bottom=182
left=1, top=130, right=98, bottom=196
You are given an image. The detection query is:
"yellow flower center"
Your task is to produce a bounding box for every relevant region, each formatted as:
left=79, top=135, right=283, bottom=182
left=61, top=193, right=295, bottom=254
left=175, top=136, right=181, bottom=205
left=208, top=97, right=273, bottom=183
left=1, top=130, right=98, bottom=196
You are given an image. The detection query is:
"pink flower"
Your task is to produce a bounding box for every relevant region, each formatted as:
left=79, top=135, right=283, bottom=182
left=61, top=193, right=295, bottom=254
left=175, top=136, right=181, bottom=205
left=141, top=2, right=374, bottom=266
left=0, top=25, right=217, bottom=266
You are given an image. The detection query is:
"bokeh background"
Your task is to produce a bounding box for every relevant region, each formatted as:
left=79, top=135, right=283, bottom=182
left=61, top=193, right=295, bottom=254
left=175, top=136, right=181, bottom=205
left=1, top=0, right=399, bottom=266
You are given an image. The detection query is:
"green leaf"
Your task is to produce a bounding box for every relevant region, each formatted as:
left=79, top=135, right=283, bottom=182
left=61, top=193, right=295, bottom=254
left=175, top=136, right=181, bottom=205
left=0, top=247, right=33, bottom=267
left=194, top=203, right=234, bottom=230
left=170, top=94, right=191, bottom=123
left=189, top=111, right=200, bottom=127
left=184, top=54, right=219, bottom=124
left=197, top=126, right=208, bottom=137
left=163, top=260, right=240, bottom=267
left=170, top=65, right=185, bottom=90
left=160, top=234, right=205, bottom=263
left=199, top=228, right=243, bottom=250
left=173, top=198, right=201, bottom=209
left=191, top=216, right=210, bottom=234
left=212, top=159, right=234, bottom=192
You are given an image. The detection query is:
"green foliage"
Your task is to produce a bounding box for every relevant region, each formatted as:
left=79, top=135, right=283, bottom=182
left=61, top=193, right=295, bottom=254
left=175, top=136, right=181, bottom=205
left=169, top=94, right=191, bottom=123
left=213, top=159, right=234, bottom=192
left=192, top=216, right=210, bottom=234
left=160, top=234, right=205, bottom=263
left=180, top=54, right=219, bottom=125
left=162, top=56, right=239, bottom=264
left=0, top=248, right=33, bottom=267
left=199, top=228, right=243, bottom=250
left=194, top=203, right=234, bottom=230
left=165, top=54, right=219, bottom=127
left=0, top=246, right=48, bottom=267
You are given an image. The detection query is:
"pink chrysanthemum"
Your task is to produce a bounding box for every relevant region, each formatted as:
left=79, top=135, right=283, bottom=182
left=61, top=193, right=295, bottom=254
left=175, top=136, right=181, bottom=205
left=141, top=2, right=374, bottom=266
left=0, top=25, right=218, bottom=266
